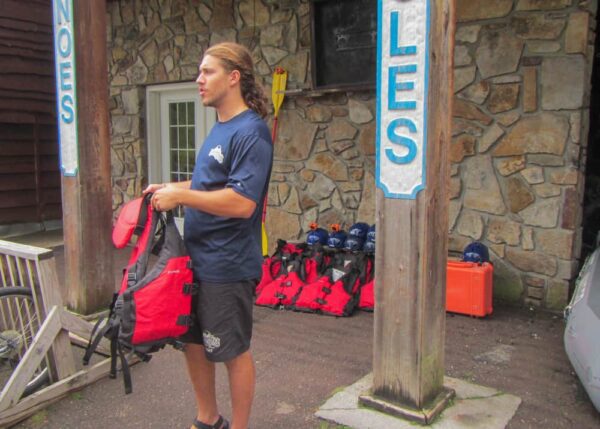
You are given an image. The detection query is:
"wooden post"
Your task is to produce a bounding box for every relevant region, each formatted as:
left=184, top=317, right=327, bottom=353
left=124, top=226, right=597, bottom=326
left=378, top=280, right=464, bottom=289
left=53, top=0, right=114, bottom=313
left=359, top=0, right=455, bottom=424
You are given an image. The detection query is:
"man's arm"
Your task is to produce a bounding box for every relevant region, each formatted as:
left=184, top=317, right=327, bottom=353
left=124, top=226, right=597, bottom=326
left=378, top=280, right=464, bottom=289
left=151, top=186, right=256, bottom=219
left=143, top=180, right=191, bottom=195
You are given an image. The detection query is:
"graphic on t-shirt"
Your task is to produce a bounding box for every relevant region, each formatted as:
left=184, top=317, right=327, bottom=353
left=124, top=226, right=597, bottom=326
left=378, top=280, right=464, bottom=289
left=209, top=145, right=224, bottom=164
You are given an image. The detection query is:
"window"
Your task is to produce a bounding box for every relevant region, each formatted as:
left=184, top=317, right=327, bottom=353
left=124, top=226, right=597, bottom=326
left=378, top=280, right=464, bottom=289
left=310, top=0, right=377, bottom=89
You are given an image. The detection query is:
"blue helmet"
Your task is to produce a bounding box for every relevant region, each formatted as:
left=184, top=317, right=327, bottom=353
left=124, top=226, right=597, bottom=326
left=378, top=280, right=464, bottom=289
left=463, top=241, right=489, bottom=263
left=363, top=224, right=376, bottom=254
left=306, top=223, right=328, bottom=246
left=348, top=222, right=369, bottom=239
left=344, top=236, right=365, bottom=252
left=327, top=224, right=347, bottom=249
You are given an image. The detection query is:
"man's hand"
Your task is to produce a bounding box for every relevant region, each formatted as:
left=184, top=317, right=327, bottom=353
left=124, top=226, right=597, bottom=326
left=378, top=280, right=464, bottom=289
left=151, top=185, right=180, bottom=212
left=142, top=183, right=166, bottom=195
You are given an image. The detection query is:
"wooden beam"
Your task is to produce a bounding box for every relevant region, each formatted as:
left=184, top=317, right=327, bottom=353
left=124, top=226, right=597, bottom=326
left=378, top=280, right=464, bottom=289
left=360, top=0, right=455, bottom=421
left=61, top=0, right=115, bottom=313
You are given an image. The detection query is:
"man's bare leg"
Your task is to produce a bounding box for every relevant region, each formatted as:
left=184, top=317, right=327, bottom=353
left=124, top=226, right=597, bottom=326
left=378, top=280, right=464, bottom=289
left=184, top=343, right=222, bottom=428
left=224, top=350, right=255, bottom=429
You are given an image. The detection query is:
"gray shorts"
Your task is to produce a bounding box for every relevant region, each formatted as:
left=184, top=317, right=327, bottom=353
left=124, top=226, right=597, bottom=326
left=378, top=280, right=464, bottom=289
left=181, top=279, right=256, bottom=362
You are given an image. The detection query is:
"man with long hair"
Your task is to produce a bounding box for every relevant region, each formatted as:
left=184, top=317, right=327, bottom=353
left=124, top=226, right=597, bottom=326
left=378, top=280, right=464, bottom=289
left=144, top=42, right=272, bottom=429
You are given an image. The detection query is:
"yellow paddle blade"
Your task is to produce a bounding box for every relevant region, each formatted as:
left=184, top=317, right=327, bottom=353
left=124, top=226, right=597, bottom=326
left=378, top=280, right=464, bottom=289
left=271, top=67, right=288, bottom=117
left=261, top=222, right=269, bottom=256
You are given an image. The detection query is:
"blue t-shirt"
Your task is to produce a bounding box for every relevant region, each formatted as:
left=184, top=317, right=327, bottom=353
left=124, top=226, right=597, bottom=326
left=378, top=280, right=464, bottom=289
left=184, top=109, right=273, bottom=283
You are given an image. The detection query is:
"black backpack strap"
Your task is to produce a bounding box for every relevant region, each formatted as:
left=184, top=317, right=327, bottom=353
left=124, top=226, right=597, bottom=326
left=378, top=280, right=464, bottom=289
left=134, top=193, right=152, bottom=236
left=117, top=342, right=133, bottom=394
left=82, top=317, right=111, bottom=365
left=109, top=336, right=118, bottom=379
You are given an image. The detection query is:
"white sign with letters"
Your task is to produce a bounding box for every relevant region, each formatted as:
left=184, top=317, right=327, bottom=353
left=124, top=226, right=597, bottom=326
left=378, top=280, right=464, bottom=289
left=376, top=0, right=430, bottom=199
left=53, top=0, right=79, bottom=176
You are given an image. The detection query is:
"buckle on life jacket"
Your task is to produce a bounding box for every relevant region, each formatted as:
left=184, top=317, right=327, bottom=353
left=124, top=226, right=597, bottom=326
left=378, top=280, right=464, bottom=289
left=176, top=315, right=194, bottom=327
left=275, top=292, right=286, bottom=300
left=282, top=280, right=293, bottom=287
left=321, top=286, right=332, bottom=294
left=316, top=298, right=327, bottom=305
left=186, top=259, right=193, bottom=269
left=183, top=283, right=198, bottom=295
left=127, top=272, right=137, bottom=286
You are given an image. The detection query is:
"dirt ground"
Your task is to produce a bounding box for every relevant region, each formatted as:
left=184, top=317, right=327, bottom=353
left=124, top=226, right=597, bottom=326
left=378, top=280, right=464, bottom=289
left=11, top=302, right=600, bottom=429
left=444, top=304, right=600, bottom=429
left=5, top=241, right=600, bottom=428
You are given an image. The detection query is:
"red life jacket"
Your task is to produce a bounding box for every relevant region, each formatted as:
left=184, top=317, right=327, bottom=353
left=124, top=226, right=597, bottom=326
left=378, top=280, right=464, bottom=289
left=255, top=240, right=305, bottom=296
left=302, top=243, right=330, bottom=284
left=255, top=259, right=306, bottom=308
left=358, top=255, right=375, bottom=311
left=84, top=194, right=196, bottom=394
left=358, top=279, right=374, bottom=311
left=294, top=252, right=370, bottom=316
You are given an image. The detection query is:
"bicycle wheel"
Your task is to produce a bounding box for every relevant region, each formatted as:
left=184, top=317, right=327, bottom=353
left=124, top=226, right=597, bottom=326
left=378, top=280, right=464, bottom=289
left=0, top=287, right=50, bottom=397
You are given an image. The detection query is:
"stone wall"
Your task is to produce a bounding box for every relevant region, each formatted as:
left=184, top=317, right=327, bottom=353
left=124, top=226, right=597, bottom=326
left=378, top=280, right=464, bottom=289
left=106, top=0, right=598, bottom=310
left=450, top=0, right=596, bottom=309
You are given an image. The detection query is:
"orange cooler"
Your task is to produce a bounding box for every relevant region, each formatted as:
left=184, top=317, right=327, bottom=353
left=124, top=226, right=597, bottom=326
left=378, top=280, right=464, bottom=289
left=446, top=261, right=493, bottom=317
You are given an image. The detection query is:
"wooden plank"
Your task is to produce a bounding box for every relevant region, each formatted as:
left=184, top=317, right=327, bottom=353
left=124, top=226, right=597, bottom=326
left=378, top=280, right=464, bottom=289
left=60, top=310, right=111, bottom=356
left=0, top=306, right=61, bottom=411
left=0, top=161, right=58, bottom=176
left=0, top=190, right=37, bottom=208
left=371, top=0, right=454, bottom=411
left=0, top=75, right=54, bottom=94
left=0, top=28, right=53, bottom=46
left=0, top=240, right=51, bottom=261
left=0, top=17, right=52, bottom=34
left=0, top=111, right=36, bottom=124
left=0, top=193, right=60, bottom=211
left=0, top=173, right=59, bottom=192
left=36, top=258, right=76, bottom=382
left=0, top=97, right=56, bottom=114
left=0, top=142, right=58, bottom=156
left=0, top=0, right=52, bottom=25
left=0, top=174, right=35, bottom=191
left=0, top=124, right=56, bottom=141
left=0, top=37, right=52, bottom=55
left=0, top=205, right=61, bottom=224
left=0, top=45, right=53, bottom=61
left=0, top=358, right=112, bottom=428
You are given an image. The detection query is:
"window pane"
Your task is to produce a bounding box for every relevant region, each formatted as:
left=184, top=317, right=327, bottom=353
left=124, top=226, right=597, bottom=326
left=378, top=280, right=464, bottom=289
left=187, top=127, right=195, bottom=149
left=187, top=102, right=195, bottom=124
left=169, top=103, right=177, bottom=126
left=170, top=150, right=178, bottom=173
left=178, top=102, right=186, bottom=125
left=169, top=127, right=177, bottom=150
left=187, top=150, right=196, bottom=173
left=178, top=127, right=186, bottom=149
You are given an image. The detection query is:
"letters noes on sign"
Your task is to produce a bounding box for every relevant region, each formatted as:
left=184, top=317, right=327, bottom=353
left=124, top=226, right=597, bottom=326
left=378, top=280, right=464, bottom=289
left=53, top=0, right=79, bottom=176
left=376, top=0, right=430, bottom=199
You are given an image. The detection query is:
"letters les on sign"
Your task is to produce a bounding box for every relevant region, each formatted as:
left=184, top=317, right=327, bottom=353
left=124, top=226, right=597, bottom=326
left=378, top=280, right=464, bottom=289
left=376, top=0, right=430, bottom=199
left=53, top=0, right=79, bottom=176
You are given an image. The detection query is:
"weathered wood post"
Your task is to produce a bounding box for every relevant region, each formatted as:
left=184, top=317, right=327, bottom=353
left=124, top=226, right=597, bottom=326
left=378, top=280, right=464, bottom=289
left=52, top=0, right=114, bottom=313
left=359, top=0, right=455, bottom=424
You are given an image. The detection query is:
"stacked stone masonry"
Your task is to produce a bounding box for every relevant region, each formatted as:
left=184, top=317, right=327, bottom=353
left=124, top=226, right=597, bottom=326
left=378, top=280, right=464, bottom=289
left=107, top=0, right=597, bottom=310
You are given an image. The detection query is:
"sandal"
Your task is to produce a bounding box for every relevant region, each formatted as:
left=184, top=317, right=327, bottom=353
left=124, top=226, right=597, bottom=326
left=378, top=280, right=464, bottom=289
left=193, top=415, right=230, bottom=429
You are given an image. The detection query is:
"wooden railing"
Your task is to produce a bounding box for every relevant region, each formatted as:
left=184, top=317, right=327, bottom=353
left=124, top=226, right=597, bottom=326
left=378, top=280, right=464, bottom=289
left=0, top=240, right=112, bottom=427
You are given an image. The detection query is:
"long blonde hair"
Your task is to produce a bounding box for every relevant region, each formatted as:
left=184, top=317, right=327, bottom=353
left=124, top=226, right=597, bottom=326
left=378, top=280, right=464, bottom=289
left=204, top=42, right=269, bottom=118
